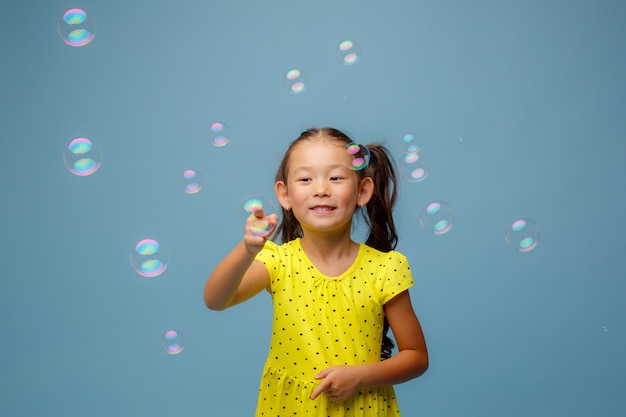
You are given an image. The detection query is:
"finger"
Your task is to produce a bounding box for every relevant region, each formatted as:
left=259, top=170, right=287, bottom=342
left=310, top=379, right=331, bottom=400
left=253, top=207, right=265, bottom=219
left=314, top=368, right=331, bottom=380
left=248, top=219, right=275, bottom=238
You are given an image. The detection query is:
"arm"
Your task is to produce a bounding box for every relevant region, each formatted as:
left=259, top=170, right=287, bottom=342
left=203, top=210, right=276, bottom=311
left=359, top=290, right=429, bottom=384
left=311, top=290, right=428, bottom=401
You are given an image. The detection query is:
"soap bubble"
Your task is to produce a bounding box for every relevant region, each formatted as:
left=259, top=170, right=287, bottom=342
left=130, top=238, right=169, bottom=277
left=420, top=201, right=455, bottom=235
left=63, top=137, right=102, bottom=176
left=57, top=8, right=96, bottom=47
left=180, top=169, right=203, bottom=194
left=398, top=151, right=431, bottom=182
left=283, top=68, right=308, bottom=94
left=336, top=40, right=361, bottom=65
left=345, top=142, right=370, bottom=170
left=399, top=133, right=421, bottom=154
left=240, top=196, right=277, bottom=237
left=208, top=122, right=230, bottom=147
left=505, top=218, right=540, bottom=252
left=161, top=330, right=185, bottom=355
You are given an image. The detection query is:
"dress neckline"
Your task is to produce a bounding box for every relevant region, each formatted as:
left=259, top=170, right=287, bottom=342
left=294, top=238, right=364, bottom=280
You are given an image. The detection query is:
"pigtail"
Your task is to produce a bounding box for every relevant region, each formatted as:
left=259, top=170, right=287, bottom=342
left=361, top=143, right=399, bottom=252
left=360, top=143, right=400, bottom=360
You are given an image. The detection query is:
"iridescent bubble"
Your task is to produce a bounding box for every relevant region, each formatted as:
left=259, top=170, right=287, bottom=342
left=420, top=201, right=455, bottom=235
left=399, top=133, right=421, bottom=154
left=243, top=198, right=264, bottom=213
left=398, top=151, right=431, bottom=182
left=240, top=196, right=277, bottom=237
left=208, top=122, right=230, bottom=147
left=130, top=238, right=169, bottom=277
left=57, top=8, right=96, bottom=47
left=283, top=68, right=308, bottom=94
left=180, top=169, right=203, bottom=194
left=336, top=40, right=361, bottom=65
left=345, top=142, right=370, bottom=170
left=63, top=137, right=102, bottom=176
left=161, top=329, right=185, bottom=355
left=505, top=218, right=540, bottom=252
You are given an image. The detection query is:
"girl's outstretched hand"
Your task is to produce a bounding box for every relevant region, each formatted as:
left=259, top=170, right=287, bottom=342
left=243, top=208, right=278, bottom=254
left=310, top=365, right=364, bottom=402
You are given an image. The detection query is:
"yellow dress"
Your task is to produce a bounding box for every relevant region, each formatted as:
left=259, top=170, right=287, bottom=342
left=254, top=238, right=414, bottom=416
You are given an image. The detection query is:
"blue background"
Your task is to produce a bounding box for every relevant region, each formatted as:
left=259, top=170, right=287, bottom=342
left=1, top=0, right=625, bottom=416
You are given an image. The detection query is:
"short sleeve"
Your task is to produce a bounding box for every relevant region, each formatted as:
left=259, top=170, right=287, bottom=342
left=379, top=251, right=414, bottom=305
left=254, top=240, right=282, bottom=293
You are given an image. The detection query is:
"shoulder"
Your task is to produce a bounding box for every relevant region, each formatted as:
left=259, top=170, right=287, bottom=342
left=260, top=238, right=300, bottom=254
left=255, top=238, right=302, bottom=266
left=360, top=244, right=411, bottom=269
left=359, top=245, right=414, bottom=303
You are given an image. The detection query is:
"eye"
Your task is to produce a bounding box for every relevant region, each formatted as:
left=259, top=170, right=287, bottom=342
left=330, top=176, right=344, bottom=181
left=297, top=177, right=311, bottom=183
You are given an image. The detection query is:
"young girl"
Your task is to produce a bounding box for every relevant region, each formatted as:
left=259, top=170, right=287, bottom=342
left=204, top=127, right=428, bottom=416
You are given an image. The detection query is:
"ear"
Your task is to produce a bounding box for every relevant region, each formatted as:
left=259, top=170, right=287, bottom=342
left=357, top=177, right=374, bottom=207
left=275, top=180, right=291, bottom=210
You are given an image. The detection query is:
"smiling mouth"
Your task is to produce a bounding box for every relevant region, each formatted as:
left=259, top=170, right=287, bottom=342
left=310, top=205, right=336, bottom=213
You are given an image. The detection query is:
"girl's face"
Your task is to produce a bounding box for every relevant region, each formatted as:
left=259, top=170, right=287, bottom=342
left=276, top=137, right=373, bottom=237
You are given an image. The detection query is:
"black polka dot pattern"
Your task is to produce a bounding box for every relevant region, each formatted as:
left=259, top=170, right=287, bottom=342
left=254, top=238, right=413, bottom=416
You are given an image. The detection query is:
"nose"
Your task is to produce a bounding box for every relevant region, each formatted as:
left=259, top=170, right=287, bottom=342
left=313, top=180, right=330, bottom=197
